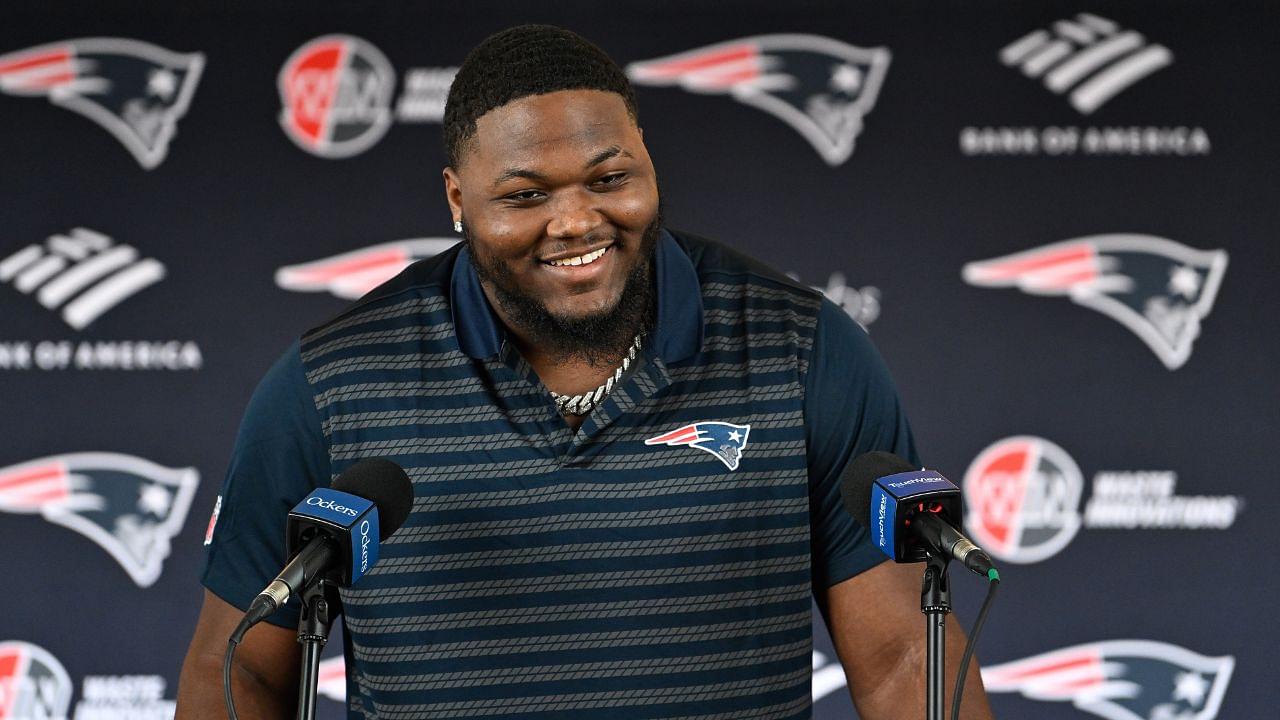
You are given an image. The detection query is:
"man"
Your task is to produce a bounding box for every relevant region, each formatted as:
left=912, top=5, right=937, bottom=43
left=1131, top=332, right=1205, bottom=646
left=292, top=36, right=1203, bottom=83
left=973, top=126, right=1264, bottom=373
left=178, top=24, right=993, bottom=719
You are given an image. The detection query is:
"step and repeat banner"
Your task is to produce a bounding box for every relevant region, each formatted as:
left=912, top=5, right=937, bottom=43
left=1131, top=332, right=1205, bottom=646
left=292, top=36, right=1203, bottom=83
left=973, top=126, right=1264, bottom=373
left=1, top=2, right=1274, bottom=718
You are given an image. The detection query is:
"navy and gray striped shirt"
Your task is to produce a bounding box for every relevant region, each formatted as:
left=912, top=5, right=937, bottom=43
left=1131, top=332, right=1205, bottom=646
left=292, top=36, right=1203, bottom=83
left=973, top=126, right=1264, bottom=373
left=203, top=229, right=915, bottom=719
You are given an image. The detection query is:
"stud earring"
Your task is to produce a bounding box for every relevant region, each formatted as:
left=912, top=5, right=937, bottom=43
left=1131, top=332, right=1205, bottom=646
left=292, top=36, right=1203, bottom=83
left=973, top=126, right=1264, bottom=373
left=453, top=220, right=462, bottom=233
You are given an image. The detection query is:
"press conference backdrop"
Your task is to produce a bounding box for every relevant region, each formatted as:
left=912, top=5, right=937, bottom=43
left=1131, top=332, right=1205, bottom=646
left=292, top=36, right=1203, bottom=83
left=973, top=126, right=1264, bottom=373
left=1, top=1, right=1275, bottom=718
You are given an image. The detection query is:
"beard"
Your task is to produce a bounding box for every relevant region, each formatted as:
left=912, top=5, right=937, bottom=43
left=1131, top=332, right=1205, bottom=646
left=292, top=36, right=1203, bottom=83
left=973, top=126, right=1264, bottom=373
left=464, top=213, right=660, bottom=367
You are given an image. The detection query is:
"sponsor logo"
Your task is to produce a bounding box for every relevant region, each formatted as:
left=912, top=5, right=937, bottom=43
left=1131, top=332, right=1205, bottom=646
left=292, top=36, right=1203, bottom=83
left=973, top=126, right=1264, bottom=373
left=627, top=35, right=890, bottom=166
left=0, top=228, right=204, bottom=371
left=74, top=675, right=176, bottom=719
left=963, top=235, right=1228, bottom=370
left=645, top=422, right=751, bottom=471
left=359, top=519, right=371, bottom=571
left=203, top=494, right=221, bottom=546
left=811, top=650, right=849, bottom=703
left=789, top=271, right=880, bottom=329
left=0, top=38, right=203, bottom=169
left=0, top=641, right=72, bottom=720
left=961, top=14, right=1208, bottom=157
left=0, top=452, right=199, bottom=586
left=876, top=494, right=887, bottom=547
left=306, top=495, right=359, bottom=517
left=278, top=35, right=456, bottom=158
left=275, top=238, right=458, bottom=299
left=964, top=436, right=1242, bottom=564
left=984, top=640, right=1234, bottom=720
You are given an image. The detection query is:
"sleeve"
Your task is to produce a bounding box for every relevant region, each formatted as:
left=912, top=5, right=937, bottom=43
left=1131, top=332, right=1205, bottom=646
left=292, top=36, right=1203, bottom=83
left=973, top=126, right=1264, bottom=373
left=805, top=298, right=918, bottom=592
left=200, top=340, right=331, bottom=629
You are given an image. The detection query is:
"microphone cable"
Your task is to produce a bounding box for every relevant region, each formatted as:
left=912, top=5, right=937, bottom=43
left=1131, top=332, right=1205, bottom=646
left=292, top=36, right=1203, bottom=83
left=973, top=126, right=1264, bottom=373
left=951, top=568, right=1000, bottom=720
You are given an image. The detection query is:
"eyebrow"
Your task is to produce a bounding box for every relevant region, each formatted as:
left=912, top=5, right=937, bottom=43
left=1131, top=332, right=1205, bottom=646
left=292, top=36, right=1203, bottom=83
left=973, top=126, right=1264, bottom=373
left=490, top=147, right=634, bottom=189
left=584, top=146, right=632, bottom=169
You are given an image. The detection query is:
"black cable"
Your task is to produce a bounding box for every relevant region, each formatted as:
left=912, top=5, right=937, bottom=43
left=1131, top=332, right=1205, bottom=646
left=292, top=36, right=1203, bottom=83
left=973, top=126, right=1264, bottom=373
left=951, top=569, right=1000, bottom=720
left=224, top=613, right=258, bottom=720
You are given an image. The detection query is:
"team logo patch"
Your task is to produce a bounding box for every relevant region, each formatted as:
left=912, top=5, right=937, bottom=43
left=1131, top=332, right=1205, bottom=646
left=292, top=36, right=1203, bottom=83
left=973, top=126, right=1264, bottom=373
left=984, top=640, right=1234, bottom=720
left=0, top=38, right=204, bottom=169
left=645, top=422, right=751, bottom=471
left=627, top=34, right=889, bottom=166
left=963, top=235, right=1228, bottom=370
left=963, top=436, right=1083, bottom=564
left=275, top=238, right=458, bottom=299
left=0, top=453, right=199, bottom=587
left=0, top=641, right=72, bottom=720
left=278, top=34, right=396, bottom=158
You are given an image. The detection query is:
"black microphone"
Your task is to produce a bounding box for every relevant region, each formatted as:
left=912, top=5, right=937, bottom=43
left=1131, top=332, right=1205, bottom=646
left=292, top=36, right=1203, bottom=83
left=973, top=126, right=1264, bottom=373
left=840, top=451, right=995, bottom=577
left=241, top=457, right=414, bottom=629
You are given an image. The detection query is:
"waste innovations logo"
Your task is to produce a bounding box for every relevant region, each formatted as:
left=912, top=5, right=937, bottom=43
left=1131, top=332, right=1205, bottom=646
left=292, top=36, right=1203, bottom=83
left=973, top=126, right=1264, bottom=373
left=73, top=674, right=177, bottom=719
left=788, top=271, right=881, bottom=330
left=0, top=38, right=203, bottom=169
left=0, top=641, right=72, bottom=720
left=278, top=34, right=456, bottom=158
left=962, top=234, right=1228, bottom=370
left=984, top=640, right=1234, bottom=720
left=275, top=238, right=459, bottom=298
left=627, top=34, right=890, bottom=166
left=960, top=13, right=1210, bottom=157
left=0, top=227, right=203, bottom=371
left=963, top=436, right=1242, bottom=564
left=0, top=452, right=199, bottom=587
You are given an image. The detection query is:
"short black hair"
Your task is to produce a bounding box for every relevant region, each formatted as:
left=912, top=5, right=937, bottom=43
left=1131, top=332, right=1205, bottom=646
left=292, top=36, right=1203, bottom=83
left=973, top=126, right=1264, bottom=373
left=443, top=24, right=639, bottom=167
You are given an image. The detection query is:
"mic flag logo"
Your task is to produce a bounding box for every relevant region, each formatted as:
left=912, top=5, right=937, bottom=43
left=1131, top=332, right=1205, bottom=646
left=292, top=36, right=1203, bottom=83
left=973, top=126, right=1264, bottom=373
left=279, top=35, right=396, bottom=158
left=646, top=422, right=751, bottom=471
left=962, top=235, right=1228, bottom=370
left=627, top=34, right=890, bottom=166
left=0, top=38, right=203, bottom=169
left=275, top=238, right=459, bottom=299
left=983, top=640, right=1234, bottom=720
left=0, top=641, right=72, bottom=720
left=0, top=453, right=199, bottom=587
left=1001, top=13, right=1172, bottom=115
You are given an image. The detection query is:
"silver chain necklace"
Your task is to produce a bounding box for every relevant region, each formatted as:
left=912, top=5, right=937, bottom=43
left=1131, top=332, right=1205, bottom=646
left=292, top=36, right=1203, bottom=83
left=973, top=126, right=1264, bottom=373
left=550, top=333, right=644, bottom=416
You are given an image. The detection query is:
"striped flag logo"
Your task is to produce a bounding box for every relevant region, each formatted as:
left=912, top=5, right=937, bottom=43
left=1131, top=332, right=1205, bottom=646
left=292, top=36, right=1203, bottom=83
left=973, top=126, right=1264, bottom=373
left=0, top=228, right=165, bottom=330
left=1000, top=13, right=1173, bottom=114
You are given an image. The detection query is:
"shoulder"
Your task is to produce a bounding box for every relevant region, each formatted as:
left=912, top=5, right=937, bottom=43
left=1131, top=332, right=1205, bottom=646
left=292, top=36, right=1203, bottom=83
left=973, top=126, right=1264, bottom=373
left=668, top=229, right=823, bottom=305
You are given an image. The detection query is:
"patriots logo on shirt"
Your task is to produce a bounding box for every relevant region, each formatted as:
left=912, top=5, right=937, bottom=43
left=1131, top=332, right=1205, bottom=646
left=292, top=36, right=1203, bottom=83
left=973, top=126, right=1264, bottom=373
left=0, top=38, right=204, bottom=169
left=962, top=234, right=1228, bottom=370
left=626, top=34, right=890, bottom=166
left=0, top=452, right=199, bottom=587
left=645, top=422, right=751, bottom=471
left=983, top=639, right=1235, bottom=720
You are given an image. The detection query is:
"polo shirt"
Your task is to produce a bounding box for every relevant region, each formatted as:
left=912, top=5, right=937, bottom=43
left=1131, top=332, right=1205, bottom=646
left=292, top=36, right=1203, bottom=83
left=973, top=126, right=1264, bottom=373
left=203, top=229, right=916, bottom=719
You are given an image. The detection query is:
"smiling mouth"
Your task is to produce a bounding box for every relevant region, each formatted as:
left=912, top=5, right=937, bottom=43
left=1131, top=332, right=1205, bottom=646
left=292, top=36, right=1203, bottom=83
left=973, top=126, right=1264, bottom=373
left=544, top=245, right=611, bottom=267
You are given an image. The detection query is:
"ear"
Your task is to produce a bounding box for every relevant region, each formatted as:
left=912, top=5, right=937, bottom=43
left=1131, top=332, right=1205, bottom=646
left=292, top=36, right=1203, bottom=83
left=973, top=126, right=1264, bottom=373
left=442, top=167, right=464, bottom=224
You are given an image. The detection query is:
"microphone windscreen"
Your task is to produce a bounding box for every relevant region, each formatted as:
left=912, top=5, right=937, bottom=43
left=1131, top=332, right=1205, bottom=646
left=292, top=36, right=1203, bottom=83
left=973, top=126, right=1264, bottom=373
left=840, top=451, right=916, bottom=526
left=331, top=458, right=414, bottom=540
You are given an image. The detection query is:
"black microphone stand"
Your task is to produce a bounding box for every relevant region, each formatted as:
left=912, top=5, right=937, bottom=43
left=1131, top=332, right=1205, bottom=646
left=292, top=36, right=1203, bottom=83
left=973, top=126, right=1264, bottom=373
left=921, top=553, right=951, bottom=720
left=296, top=575, right=341, bottom=720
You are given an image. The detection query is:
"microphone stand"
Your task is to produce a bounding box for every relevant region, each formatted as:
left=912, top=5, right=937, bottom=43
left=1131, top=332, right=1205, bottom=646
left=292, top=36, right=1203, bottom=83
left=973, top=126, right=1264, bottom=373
left=296, top=575, right=341, bottom=720
left=921, top=553, right=951, bottom=720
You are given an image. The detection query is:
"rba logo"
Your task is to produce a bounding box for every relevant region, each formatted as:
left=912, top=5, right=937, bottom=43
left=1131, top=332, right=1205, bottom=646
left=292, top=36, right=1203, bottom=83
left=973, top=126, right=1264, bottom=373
left=0, top=38, right=204, bottom=169
left=278, top=35, right=456, bottom=159
left=963, top=235, right=1227, bottom=370
left=1000, top=13, right=1172, bottom=114
left=627, top=34, right=890, bottom=166
left=963, top=436, right=1241, bottom=564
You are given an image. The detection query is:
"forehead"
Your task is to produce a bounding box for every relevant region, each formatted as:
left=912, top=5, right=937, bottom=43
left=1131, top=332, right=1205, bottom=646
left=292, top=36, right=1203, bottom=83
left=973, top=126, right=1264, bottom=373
left=463, top=89, right=639, bottom=170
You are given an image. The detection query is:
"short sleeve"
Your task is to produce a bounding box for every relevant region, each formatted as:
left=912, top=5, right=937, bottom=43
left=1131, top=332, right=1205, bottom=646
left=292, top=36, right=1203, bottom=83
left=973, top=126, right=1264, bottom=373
left=805, top=298, right=917, bottom=592
left=201, top=341, right=330, bottom=629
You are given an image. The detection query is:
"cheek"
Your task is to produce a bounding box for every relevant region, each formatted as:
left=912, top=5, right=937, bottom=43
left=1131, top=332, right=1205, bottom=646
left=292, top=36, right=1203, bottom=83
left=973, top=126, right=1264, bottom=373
left=611, top=185, right=659, bottom=229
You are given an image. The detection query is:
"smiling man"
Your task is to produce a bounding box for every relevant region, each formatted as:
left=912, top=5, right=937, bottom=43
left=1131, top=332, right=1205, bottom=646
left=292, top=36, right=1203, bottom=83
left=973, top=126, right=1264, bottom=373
left=177, top=25, right=992, bottom=720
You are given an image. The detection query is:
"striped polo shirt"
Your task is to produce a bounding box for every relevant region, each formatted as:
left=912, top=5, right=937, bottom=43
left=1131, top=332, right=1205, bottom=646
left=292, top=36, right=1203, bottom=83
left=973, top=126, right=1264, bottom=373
left=203, top=229, right=915, bottom=719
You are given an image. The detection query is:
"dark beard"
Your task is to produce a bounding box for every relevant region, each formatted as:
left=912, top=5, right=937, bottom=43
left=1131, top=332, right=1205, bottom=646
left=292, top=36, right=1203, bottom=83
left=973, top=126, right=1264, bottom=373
left=465, top=216, right=660, bottom=367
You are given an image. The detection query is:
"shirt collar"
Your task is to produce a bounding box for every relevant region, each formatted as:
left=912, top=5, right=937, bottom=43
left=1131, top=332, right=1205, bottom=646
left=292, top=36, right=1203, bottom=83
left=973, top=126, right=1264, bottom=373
left=450, top=229, right=703, bottom=363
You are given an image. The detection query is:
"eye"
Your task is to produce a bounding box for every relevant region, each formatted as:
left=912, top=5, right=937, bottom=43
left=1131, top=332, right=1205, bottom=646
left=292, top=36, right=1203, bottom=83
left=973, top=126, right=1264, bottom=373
left=503, top=189, right=546, bottom=203
left=592, top=172, right=627, bottom=189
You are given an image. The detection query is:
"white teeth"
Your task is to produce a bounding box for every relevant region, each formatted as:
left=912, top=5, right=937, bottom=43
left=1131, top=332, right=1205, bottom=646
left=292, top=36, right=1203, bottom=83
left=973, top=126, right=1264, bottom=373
left=549, top=246, right=608, bottom=267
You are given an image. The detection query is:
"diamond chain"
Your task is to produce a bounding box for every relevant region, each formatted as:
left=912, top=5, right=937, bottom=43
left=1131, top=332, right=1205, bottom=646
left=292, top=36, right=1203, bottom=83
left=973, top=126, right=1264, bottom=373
left=550, top=333, right=644, bottom=416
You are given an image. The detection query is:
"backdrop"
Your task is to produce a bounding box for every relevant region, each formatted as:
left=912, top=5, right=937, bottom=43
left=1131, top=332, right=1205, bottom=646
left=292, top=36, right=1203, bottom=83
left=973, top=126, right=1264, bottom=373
left=1, top=2, right=1275, bottom=718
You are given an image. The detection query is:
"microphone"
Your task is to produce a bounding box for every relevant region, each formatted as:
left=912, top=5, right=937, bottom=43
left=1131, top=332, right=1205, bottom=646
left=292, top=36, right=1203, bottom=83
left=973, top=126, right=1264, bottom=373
left=840, top=451, right=995, bottom=576
left=241, top=457, right=414, bottom=628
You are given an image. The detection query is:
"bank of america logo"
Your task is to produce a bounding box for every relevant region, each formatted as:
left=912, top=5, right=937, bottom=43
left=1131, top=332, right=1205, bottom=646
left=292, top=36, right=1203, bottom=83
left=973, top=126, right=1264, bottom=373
left=0, top=227, right=165, bottom=329
left=1000, top=13, right=1173, bottom=114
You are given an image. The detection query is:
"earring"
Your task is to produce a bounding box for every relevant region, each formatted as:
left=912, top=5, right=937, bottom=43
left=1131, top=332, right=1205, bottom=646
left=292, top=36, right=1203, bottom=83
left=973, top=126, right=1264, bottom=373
left=453, top=219, right=463, bottom=233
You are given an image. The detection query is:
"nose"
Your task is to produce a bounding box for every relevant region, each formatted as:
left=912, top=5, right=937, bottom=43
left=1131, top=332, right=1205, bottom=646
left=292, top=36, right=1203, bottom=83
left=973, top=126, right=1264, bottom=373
left=546, top=190, right=605, bottom=240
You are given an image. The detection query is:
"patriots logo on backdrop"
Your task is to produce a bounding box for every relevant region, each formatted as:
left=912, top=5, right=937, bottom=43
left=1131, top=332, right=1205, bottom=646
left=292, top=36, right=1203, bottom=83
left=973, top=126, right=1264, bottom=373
left=0, top=38, right=204, bottom=169
left=645, top=422, right=751, bottom=471
left=0, top=453, right=199, bottom=587
left=626, top=35, right=890, bottom=166
left=983, top=640, right=1234, bottom=720
left=275, top=238, right=459, bottom=299
left=0, top=641, right=72, bottom=720
left=962, top=235, right=1228, bottom=370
